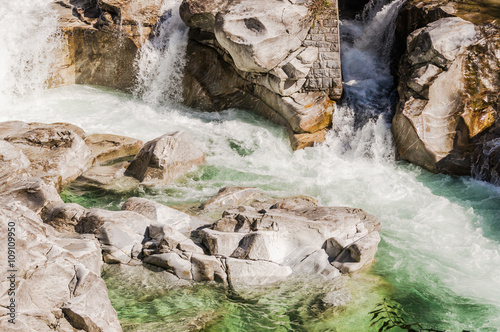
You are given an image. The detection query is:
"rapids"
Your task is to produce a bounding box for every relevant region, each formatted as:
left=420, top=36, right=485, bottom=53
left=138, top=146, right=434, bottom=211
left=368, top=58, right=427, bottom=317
left=1, top=0, right=499, bottom=330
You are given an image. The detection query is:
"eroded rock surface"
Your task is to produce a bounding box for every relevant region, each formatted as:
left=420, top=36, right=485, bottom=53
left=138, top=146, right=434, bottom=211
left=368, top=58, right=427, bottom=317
left=393, top=2, right=500, bottom=183
left=181, top=0, right=342, bottom=149
left=0, top=121, right=92, bottom=189
left=0, top=202, right=121, bottom=331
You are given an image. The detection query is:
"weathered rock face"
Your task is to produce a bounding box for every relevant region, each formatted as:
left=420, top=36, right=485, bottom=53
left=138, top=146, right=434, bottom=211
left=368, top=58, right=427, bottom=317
left=180, top=0, right=342, bottom=149
left=125, top=131, right=205, bottom=186
left=214, top=0, right=311, bottom=73
left=50, top=0, right=164, bottom=90
left=393, top=6, right=500, bottom=181
left=201, top=205, right=381, bottom=274
left=123, top=196, right=208, bottom=234
left=0, top=202, right=121, bottom=331
left=0, top=121, right=92, bottom=190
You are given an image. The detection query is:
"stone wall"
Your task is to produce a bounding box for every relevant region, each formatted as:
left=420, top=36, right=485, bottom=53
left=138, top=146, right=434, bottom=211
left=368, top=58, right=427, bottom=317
left=303, top=11, right=343, bottom=100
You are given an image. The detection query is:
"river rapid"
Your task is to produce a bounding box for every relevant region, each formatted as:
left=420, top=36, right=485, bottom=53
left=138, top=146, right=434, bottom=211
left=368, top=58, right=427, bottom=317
left=1, top=0, right=500, bottom=330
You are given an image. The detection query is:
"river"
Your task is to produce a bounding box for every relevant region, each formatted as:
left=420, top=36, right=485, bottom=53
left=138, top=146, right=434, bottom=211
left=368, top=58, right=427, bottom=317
left=1, top=0, right=499, bottom=330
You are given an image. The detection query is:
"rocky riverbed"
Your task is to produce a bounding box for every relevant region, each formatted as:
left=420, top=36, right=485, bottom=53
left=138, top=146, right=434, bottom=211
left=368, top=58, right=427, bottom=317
left=0, top=121, right=381, bottom=331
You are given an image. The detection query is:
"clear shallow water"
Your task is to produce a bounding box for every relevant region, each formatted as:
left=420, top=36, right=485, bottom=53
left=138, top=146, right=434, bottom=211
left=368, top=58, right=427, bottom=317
left=2, top=0, right=500, bottom=331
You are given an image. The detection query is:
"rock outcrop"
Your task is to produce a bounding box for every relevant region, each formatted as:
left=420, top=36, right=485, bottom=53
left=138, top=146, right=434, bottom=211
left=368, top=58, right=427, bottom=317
left=180, top=0, right=342, bottom=149
left=0, top=124, right=122, bottom=331
left=393, top=1, right=500, bottom=183
left=0, top=121, right=92, bottom=190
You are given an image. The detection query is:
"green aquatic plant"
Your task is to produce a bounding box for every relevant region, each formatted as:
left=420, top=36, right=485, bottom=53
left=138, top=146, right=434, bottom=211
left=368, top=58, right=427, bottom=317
left=370, top=299, right=448, bottom=332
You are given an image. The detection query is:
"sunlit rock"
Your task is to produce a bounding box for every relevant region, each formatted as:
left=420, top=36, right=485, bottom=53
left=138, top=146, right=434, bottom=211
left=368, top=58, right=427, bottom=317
left=0, top=121, right=92, bottom=189
left=214, top=0, right=311, bottom=73
left=143, top=252, right=193, bottom=280
left=42, top=202, right=88, bottom=233
left=225, top=258, right=292, bottom=291
left=125, top=131, right=205, bottom=187
left=200, top=228, right=247, bottom=256
left=85, top=133, right=143, bottom=166
left=123, top=196, right=208, bottom=234
left=0, top=204, right=121, bottom=331
left=181, top=0, right=342, bottom=149
left=190, top=253, right=227, bottom=283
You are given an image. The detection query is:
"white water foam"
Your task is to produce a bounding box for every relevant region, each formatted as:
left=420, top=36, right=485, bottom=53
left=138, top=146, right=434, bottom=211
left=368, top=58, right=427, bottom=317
left=133, top=0, right=189, bottom=105
left=0, top=0, right=61, bottom=106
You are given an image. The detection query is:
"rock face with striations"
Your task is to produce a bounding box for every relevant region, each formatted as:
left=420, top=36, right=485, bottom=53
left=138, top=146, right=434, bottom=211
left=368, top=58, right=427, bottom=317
left=393, top=1, right=500, bottom=184
left=180, top=0, right=342, bottom=149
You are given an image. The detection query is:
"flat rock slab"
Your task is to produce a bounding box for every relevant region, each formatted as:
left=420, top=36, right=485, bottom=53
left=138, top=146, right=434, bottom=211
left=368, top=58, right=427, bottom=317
left=123, top=197, right=208, bottom=234
left=0, top=121, right=92, bottom=189
left=85, top=133, right=142, bottom=165
left=225, top=257, right=292, bottom=291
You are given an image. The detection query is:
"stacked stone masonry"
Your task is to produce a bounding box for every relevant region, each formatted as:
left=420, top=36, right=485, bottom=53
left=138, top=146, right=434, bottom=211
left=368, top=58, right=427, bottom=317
left=303, top=13, right=343, bottom=100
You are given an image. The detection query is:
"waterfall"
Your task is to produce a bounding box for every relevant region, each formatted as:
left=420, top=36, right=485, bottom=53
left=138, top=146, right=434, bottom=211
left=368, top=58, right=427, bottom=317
left=472, top=138, right=500, bottom=185
left=133, top=0, right=189, bottom=106
left=327, top=0, right=404, bottom=161
left=0, top=0, right=61, bottom=106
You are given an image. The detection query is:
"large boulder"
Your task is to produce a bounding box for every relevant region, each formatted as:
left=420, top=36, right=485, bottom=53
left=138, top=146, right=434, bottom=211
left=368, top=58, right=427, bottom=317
left=76, top=208, right=152, bottom=264
left=181, top=0, right=342, bottom=149
left=143, top=252, right=193, bottom=280
left=393, top=17, right=480, bottom=174
left=50, top=0, right=164, bottom=90
left=214, top=0, right=311, bottom=73
left=0, top=177, right=63, bottom=215
left=41, top=202, right=88, bottom=233
left=202, top=205, right=381, bottom=274
left=190, top=253, right=227, bottom=283
left=393, top=4, right=500, bottom=183
left=125, top=131, right=205, bottom=186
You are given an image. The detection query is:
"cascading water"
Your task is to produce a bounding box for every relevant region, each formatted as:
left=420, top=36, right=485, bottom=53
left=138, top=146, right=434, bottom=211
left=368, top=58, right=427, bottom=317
left=1, top=0, right=500, bottom=330
left=133, top=0, right=189, bottom=105
left=0, top=0, right=61, bottom=106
